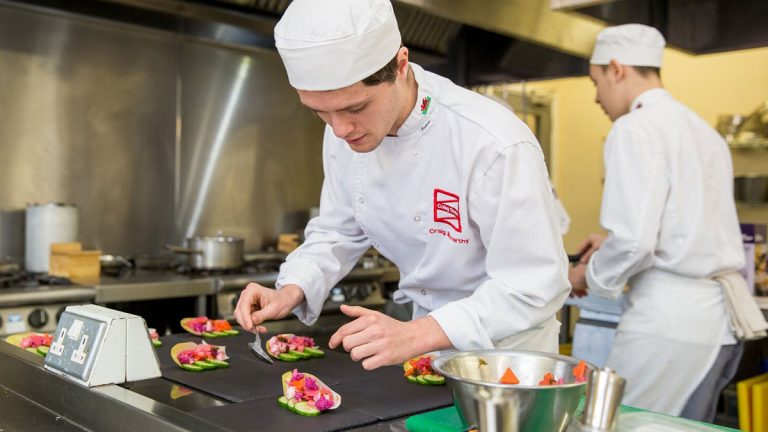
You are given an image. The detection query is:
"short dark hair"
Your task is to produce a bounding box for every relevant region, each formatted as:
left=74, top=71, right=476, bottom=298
left=599, top=64, right=661, bottom=78
left=362, top=53, right=399, bottom=86
left=633, top=66, right=661, bottom=78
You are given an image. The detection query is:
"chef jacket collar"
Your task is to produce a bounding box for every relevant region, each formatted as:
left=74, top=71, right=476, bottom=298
left=630, top=87, right=671, bottom=112
left=393, top=63, right=435, bottom=138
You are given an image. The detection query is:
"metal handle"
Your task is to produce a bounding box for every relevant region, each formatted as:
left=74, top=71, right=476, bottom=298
left=165, top=244, right=202, bottom=254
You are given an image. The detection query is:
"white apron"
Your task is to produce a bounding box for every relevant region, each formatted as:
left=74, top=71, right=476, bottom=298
left=605, top=268, right=735, bottom=415
left=413, top=303, right=561, bottom=353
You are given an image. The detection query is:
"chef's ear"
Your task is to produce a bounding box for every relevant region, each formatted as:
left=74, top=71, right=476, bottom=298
left=607, top=59, right=626, bottom=82
left=396, top=46, right=410, bottom=77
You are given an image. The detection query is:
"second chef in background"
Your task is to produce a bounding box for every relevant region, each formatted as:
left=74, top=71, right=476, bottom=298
left=235, top=0, right=570, bottom=369
left=569, top=24, right=767, bottom=421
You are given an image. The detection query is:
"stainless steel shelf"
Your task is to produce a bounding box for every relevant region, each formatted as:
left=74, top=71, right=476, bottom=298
left=729, top=139, right=768, bottom=150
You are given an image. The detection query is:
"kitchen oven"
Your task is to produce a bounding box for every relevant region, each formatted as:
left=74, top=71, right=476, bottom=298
left=0, top=271, right=94, bottom=337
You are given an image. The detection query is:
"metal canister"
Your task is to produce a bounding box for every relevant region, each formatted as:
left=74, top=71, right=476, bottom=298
left=580, top=367, right=626, bottom=432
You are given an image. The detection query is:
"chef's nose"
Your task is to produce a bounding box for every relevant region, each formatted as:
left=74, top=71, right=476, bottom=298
left=329, top=114, right=355, bottom=139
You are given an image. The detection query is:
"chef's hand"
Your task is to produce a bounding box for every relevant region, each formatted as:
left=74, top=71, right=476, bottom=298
left=329, top=304, right=451, bottom=370
left=568, top=263, right=588, bottom=297
left=576, top=233, right=607, bottom=264
left=234, top=283, right=305, bottom=332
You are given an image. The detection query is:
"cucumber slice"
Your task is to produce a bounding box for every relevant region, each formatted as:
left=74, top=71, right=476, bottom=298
left=416, top=375, right=428, bottom=385
left=294, top=402, right=321, bottom=416
left=277, top=396, right=289, bottom=409
left=212, top=331, right=229, bottom=337
left=36, top=346, right=50, bottom=356
left=224, top=329, right=239, bottom=335
left=201, top=332, right=218, bottom=338
left=194, top=360, right=218, bottom=370
left=206, top=359, right=229, bottom=368
left=181, top=363, right=204, bottom=372
left=277, top=353, right=301, bottom=362
left=287, top=399, right=297, bottom=412
left=303, top=347, right=325, bottom=358
left=151, top=339, right=162, bottom=347
left=423, top=374, right=446, bottom=385
left=288, top=350, right=311, bottom=359
left=406, top=375, right=419, bottom=383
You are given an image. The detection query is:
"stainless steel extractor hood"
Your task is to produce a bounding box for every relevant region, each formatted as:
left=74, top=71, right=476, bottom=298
left=7, top=0, right=595, bottom=84
left=553, top=0, right=768, bottom=54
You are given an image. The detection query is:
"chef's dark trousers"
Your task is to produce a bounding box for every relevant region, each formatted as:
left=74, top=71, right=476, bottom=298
left=679, top=342, right=743, bottom=422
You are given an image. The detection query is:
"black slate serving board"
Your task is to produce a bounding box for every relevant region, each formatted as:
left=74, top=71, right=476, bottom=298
left=190, top=395, right=379, bottom=432
left=157, top=330, right=453, bottom=430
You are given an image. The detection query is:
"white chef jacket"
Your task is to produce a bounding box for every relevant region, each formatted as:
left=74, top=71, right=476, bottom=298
left=276, top=63, right=570, bottom=352
left=585, top=88, right=744, bottom=415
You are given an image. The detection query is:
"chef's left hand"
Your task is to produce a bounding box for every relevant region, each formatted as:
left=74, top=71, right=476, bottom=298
left=568, top=263, right=588, bottom=297
left=329, top=304, right=450, bottom=370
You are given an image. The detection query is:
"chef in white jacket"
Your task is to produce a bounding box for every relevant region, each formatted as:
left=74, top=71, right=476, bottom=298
left=234, top=0, right=570, bottom=370
left=568, top=24, right=748, bottom=421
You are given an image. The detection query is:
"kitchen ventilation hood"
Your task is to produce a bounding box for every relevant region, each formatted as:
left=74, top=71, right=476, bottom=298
left=554, top=0, right=768, bottom=54
left=7, top=0, right=594, bottom=85
left=12, top=0, right=766, bottom=84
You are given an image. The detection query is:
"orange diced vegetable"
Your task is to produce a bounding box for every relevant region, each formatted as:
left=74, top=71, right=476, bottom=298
left=573, top=360, right=587, bottom=379
left=499, top=367, right=520, bottom=385
left=539, top=373, right=555, bottom=385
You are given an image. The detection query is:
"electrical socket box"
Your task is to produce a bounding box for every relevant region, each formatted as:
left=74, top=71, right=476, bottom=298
left=44, top=305, right=161, bottom=387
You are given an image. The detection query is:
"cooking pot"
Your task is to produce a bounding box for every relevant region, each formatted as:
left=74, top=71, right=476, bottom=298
left=167, top=235, right=244, bottom=270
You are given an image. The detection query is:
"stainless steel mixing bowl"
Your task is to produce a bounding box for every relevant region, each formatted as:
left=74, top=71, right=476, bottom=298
left=432, top=349, right=594, bottom=432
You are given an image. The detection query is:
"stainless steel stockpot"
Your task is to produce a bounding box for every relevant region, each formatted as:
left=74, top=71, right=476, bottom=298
left=167, top=235, right=244, bottom=270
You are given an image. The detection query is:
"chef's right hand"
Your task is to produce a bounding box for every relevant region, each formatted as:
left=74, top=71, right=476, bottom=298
left=234, top=283, right=305, bottom=332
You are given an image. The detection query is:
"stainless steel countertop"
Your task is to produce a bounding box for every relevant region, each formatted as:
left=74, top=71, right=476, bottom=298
left=94, top=271, right=215, bottom=302
left=0, top=340, right=424, bottom=432
left=0, top=285, right=95, bottom=307
left=0, top=264, right=400, bottom=306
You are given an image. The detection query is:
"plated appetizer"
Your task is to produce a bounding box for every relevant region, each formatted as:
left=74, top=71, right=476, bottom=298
left=277, top=369, right=341, bottom=416
left=4, top=332, right=53, bottom=357
left=148, top=328, right=162, bottom=347
left=180, top=317, right=240, bottom=337
left=403, top=354, right=446, bottom=385
left=266, top=334, right=325, bottom=361
left=171, top=341, right=229, bottom=372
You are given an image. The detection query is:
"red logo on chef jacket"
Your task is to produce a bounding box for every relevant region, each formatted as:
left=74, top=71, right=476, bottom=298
left=433, top=189, right=462, bottom=232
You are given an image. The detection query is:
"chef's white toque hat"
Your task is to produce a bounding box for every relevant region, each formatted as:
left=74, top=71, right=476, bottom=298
left=274, top=0, right=402, bottom=91
left=590, top=24, right=665, bottom=67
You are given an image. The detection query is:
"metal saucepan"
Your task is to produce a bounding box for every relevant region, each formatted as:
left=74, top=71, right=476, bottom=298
left=167, top=235, right=244, bottom=270
left=100, top=254, right=134, bottom=276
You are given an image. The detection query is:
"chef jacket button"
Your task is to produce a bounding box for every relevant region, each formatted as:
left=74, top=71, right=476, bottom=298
left=413, top=216, right=421, bottom=222
left=413, top=152, right=419, bottom=157
left=358, top=197, right=364, bottom=204
left=421, top=289, right=426, bottom=295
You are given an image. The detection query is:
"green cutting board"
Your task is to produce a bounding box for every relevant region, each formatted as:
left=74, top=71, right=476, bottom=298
left=405, top=400, right=739, bottom=432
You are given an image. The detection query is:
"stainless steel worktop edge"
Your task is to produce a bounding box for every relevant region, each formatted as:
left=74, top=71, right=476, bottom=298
left=0, top=342, right=227, bottom=432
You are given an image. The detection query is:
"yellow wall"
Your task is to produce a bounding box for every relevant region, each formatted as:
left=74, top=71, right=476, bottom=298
left=510, top=46, right=768, bottom=251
